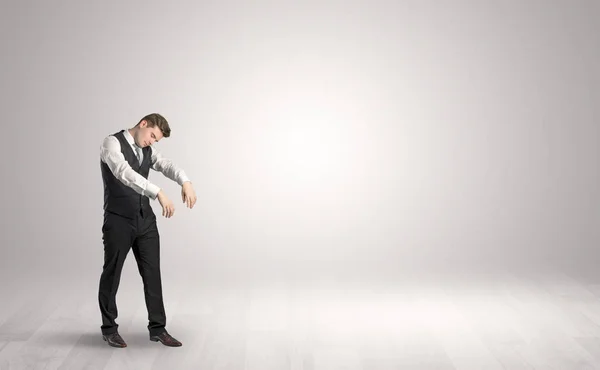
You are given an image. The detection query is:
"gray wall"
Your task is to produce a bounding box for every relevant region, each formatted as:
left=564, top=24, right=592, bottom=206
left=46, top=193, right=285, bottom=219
left=1, top=0, right=598, bottom=284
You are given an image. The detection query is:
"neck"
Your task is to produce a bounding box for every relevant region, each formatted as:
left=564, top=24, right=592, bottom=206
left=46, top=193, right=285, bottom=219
left=128, top=128, right=138, bottom=145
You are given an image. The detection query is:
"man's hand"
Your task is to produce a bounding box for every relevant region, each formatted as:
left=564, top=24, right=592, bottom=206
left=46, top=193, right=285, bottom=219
left=181, top=181, right=197, bottom=209
left=157, top=190, right=175, bottom=218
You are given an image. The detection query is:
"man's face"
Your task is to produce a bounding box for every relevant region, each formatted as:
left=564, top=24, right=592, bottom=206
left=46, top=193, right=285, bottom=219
left=137, top=120, right=164, bottom=147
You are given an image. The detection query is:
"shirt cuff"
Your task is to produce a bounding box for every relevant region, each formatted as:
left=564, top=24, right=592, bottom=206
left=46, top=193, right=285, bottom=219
left=178, top=174, right=191, bottom=186
left=146, top=183, right=161, bottom=200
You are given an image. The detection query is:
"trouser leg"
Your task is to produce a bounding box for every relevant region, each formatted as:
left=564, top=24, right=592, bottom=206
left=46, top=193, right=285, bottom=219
left=98, top=212, right=134, bottom=335
left=132, top=213, right=167, bottom=336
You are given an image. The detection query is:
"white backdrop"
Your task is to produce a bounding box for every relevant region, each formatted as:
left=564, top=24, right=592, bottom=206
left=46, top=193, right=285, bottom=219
left=1, top=0, right=599, bottom=286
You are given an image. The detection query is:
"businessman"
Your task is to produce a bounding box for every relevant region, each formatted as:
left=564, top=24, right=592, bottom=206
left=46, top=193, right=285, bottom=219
left=98, top=113, right=197, bottom=348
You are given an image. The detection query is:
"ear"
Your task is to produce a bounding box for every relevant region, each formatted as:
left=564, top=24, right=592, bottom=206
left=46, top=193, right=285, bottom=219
left=140, top=120, right=147, bottom=128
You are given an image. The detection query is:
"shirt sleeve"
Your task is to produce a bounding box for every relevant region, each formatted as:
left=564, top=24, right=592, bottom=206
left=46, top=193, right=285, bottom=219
left=100, top=136, right=162, bottom=200
left=150, top=145, right=191, bottom=186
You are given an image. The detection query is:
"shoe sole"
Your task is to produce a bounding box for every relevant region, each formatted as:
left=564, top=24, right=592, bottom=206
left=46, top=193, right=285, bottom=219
left=103, top=335, right=127, bottom=348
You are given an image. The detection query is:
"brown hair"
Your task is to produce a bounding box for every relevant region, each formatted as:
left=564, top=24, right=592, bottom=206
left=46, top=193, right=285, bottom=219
left=137, top=113, right=171, bottom=138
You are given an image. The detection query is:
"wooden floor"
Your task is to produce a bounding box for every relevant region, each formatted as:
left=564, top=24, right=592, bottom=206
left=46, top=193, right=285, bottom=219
left=3, top=267, right=600, bottom=369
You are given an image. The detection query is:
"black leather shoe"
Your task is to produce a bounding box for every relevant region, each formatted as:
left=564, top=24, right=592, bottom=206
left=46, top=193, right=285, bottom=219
left=102, top=332, right=127, bottom=348
left=150, top=331, right=182, bottom=347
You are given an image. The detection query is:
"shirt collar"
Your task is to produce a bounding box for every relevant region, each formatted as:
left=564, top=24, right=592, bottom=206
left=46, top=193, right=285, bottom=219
left=123, top=129, right=140, bottom=148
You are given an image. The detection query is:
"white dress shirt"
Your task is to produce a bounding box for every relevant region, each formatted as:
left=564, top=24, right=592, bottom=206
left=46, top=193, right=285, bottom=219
left=100, top=129, right=190, bottom=200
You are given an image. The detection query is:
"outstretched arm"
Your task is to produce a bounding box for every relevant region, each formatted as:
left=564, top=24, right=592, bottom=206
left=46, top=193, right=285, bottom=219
left=150, top=146, right=190, bottom=185
left=150, top=146, right=197, bottom=209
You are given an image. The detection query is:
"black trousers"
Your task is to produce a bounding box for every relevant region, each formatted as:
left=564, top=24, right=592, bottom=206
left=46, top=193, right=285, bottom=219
left=98, top=209, right=167, bottom=336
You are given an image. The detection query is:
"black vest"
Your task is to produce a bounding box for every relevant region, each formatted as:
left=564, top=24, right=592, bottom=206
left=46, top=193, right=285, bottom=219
left=101, top=130, right=154, bottom=219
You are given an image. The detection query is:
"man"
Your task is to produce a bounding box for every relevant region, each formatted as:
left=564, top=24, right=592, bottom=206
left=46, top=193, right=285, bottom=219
left=98, top=113, right=197, bottom=348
